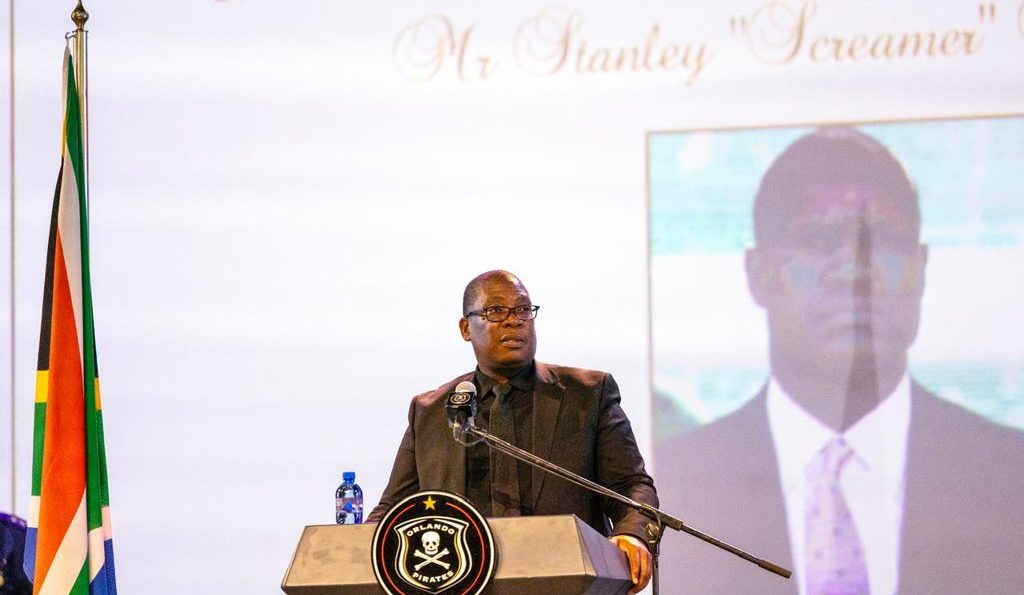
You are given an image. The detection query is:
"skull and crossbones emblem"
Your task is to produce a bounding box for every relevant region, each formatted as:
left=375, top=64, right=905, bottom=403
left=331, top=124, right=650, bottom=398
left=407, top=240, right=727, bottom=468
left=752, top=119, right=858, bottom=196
left=413, top=530, right=451, bottom=571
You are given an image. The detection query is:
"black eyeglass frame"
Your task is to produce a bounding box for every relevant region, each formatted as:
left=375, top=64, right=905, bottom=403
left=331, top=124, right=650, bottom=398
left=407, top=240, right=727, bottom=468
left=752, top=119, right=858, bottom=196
left=465, top=305, right=540, bottom=322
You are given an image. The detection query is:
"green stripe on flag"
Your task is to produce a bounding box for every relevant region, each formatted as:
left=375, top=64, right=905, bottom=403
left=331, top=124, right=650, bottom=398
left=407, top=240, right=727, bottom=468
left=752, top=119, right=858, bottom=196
left=70, top=559, right=90, bottom=595
left=31, top=401, right=47, bottom=495
left=97, top=405, right=112, bottom=508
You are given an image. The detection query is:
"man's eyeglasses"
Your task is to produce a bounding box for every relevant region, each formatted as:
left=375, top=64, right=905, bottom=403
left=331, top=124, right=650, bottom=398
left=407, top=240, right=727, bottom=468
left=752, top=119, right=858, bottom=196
left=466, top=305, right=540, bottom=322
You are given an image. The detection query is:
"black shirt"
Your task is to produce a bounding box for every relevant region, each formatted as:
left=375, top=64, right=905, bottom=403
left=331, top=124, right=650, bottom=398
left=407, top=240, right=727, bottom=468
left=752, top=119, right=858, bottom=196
left=464, top=363, right=536, bottom=516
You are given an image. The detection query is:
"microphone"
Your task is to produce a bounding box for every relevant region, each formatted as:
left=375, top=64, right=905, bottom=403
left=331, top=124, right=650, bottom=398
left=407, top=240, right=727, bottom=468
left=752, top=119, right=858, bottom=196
left=445, top=381, right=480, bottom=445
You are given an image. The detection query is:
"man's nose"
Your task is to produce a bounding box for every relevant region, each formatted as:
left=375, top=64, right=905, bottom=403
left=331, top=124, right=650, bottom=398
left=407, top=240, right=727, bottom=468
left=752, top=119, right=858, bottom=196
left=502, top=311, right=524, bottom=326
left=822, top=246, right=874, bottom=284
left=824, top=218, right=873, bottom=283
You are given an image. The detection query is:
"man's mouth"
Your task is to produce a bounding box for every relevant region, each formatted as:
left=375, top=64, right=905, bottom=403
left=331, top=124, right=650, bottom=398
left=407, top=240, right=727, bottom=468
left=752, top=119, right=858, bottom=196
left=822, top=308, right=873, bottom=326
left=500, top=335, right=526, bottom=347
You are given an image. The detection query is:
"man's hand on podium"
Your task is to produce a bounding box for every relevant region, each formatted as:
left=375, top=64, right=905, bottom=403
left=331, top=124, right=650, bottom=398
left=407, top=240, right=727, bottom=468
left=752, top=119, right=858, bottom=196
left=609, top=534, right=652, bottom=594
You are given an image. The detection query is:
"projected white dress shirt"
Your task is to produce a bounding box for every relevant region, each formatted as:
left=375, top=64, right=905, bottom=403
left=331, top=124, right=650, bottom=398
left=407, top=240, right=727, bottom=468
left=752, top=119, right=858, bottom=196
left=767, top=374, right=911, bottom=595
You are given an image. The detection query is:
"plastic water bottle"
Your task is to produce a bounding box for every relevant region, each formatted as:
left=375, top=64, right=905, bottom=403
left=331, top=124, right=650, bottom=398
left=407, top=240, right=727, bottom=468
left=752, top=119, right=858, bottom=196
left=335, top=471, right=363, bottom=524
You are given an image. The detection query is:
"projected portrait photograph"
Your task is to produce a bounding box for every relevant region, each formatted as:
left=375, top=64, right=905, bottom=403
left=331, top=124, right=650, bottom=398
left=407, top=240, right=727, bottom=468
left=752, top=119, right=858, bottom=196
left=648, top=119, right=1024, bottom=594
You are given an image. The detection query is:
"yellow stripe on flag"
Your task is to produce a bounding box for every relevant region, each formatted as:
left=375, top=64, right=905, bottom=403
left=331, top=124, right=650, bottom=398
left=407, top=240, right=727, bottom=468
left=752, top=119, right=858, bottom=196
left=35, top=370, right=50, bottom=403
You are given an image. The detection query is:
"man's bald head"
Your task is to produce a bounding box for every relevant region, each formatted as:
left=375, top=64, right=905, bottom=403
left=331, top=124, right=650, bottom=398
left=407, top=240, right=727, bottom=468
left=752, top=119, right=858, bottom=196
left=754, top=127, right=920, bottom=247
left=462, top=270, right=525, bottom=316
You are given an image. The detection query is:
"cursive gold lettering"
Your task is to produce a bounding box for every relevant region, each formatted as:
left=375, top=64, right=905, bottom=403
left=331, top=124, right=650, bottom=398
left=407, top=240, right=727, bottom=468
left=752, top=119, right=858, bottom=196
left=393, top=15, right=495, bottom=82
left=393, top=15, right=457, bottom=82
left=514, top=9, right=581, bottom=76
left=515, top=10, right=710, bottom=85
left=455, top=26, right=496, bottom=81
left=741, top=0, right=986, bottom=64
left=846, top=34, right=868, bottom=59
left=659, top=43, right=678, bottom=68
left=741, top=0, right=817, bottom=64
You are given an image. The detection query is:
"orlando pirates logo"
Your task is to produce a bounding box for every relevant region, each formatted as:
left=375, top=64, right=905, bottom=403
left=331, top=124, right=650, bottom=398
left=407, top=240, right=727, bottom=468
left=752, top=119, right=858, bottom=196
left=371, top=491, right=496, bottom=595
left=394, top=517, right=469, bottom=589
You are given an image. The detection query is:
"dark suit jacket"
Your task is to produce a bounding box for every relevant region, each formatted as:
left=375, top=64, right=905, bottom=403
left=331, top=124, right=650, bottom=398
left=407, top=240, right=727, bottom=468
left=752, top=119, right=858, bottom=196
left=367, top=362, right=658, bottom=542
left=655, top=384, right=1024, bottom=595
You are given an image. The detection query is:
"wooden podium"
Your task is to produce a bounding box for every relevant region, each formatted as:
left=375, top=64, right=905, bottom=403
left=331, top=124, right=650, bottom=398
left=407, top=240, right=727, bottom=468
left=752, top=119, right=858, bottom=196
left=282, top=514, right=632, bottom=595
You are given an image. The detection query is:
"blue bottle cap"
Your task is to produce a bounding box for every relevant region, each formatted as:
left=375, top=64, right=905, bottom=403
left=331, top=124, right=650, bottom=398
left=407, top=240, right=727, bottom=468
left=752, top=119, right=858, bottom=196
left=343, top=471, right=356, bottom=482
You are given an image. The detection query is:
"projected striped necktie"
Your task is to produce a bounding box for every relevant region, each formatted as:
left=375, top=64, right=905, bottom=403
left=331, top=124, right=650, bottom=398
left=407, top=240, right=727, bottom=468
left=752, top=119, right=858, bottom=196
left=489, top=383, right=522, bottom=517
left=804, top=438, right=870, bottom=595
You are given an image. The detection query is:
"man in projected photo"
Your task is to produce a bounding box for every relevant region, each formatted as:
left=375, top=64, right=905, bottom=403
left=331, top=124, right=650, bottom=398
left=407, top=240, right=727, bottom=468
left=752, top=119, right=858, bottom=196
left=658, top=128, right=1024, bottom=594
left=367, top=270, right=657, bottom=594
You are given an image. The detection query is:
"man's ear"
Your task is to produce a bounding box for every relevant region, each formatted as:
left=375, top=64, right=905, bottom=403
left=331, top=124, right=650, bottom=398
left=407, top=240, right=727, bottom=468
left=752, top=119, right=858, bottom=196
left=911, top=243, right=929, bottom=297
left=459, top=317, right=471, bottom=341
left=745, top=247, right=772, bottom=307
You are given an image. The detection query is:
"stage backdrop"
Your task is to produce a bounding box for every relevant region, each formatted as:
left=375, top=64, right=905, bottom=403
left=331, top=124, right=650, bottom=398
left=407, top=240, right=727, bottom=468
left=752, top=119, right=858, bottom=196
left=2, top=1, right=1022, bottom=594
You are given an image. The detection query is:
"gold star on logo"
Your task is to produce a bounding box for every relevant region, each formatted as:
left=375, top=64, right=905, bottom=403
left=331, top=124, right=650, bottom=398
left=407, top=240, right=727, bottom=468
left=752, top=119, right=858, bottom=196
left=423, top=496, right=437, bottom=510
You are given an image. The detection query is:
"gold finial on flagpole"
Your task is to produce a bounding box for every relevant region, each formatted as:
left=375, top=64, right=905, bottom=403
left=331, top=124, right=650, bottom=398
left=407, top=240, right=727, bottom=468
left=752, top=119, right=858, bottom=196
left=71, top=1, right=89, bottom=31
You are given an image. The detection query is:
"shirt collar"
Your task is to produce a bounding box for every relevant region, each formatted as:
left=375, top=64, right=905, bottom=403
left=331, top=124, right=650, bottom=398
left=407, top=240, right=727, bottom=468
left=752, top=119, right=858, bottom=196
left=767, top=373, right=912, bottom=490
left=474, top=361, right=536, bottom=399
left=844, top=374, right=912, bottom=481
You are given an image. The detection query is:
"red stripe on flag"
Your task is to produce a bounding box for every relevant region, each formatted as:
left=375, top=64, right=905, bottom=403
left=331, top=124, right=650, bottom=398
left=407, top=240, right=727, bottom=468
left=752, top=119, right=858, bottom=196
left=34, top=232, right=87, bottom=590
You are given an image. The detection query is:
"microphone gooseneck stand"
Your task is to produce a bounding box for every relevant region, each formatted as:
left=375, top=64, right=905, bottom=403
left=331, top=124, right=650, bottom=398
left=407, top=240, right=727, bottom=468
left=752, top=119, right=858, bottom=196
left=455, top=423, right=791, bottom=595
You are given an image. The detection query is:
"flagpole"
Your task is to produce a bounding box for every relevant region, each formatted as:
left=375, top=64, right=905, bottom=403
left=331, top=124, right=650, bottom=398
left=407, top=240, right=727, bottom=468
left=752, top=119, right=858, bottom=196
left=6, top=0, right=15, bottom=516
left=70, top=1, right=88, bottom=204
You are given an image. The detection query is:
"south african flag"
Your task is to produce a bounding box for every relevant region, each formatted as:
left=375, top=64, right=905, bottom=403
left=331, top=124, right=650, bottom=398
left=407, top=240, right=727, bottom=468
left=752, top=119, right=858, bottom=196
left=25, top=48, right=117, bottom=595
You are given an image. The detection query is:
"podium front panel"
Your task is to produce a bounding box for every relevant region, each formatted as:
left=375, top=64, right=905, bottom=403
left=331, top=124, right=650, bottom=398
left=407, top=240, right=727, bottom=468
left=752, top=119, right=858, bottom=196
left=282, top=515, right=631, bottom=594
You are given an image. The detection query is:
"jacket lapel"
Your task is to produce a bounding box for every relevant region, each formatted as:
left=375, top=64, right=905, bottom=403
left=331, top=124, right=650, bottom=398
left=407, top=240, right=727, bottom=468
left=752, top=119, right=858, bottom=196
left=898, top=383, right=973, bottom=593
left=730, top=390, right=795, bottom=591
left=530, top=362, right=564, bottom=508
left=747, top=393, right=795, bottom=592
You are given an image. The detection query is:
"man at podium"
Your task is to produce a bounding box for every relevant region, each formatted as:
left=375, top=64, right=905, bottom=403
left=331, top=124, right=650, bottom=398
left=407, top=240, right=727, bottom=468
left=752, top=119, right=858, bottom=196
left=367, top=270, right=658, bottom=594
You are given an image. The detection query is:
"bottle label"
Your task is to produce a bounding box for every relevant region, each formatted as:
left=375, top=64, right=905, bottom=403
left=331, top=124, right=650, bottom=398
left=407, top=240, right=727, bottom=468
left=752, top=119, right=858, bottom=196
left=336, top=494, right=363, bottom=524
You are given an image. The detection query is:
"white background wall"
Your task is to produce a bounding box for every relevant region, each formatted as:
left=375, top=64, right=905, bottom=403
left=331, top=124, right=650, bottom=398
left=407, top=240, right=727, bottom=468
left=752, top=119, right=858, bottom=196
left=2, top=1, right=1022, bottom=593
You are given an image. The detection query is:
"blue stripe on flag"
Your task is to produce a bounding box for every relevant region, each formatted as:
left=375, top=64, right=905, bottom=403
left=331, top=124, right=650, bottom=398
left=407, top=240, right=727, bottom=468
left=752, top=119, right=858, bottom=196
left=89, top=537, right=118, bottom=595
left=23, top=526, right=37, bottom=581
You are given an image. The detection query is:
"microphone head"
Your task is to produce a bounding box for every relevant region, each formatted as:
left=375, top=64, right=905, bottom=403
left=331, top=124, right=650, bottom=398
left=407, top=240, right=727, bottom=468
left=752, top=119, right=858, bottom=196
left=453, top=381, right=477, bottom=399
left=446, top=381, right=479, bottom=428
